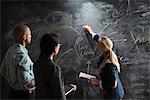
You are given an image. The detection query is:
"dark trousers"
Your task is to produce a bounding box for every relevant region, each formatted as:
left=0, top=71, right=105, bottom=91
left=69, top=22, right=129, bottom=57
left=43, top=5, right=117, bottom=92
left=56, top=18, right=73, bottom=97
left=9, top=88, right=34, bottom=99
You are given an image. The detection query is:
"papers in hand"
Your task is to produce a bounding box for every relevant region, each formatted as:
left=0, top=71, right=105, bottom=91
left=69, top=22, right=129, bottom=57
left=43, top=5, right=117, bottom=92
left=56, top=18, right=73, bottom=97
left=79, top=72, right=96, bottom=79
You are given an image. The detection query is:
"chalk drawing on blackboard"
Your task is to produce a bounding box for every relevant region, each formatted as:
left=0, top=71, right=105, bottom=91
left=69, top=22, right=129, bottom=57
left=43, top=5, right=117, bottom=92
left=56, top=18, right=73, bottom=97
left=74, top=34, right=100, bottom=60
left=56, top=48, right=74, bottom=64
left=129, top=25, right=146, bottom=53
left=46, top=11, right=71, bottom=25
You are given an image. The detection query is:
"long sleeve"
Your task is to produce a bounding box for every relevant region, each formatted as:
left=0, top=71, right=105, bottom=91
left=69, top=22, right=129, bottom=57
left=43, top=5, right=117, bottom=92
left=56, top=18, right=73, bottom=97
left=44, top=63, right=66, bottom=100
left=93, top=35, right=99, bottom=42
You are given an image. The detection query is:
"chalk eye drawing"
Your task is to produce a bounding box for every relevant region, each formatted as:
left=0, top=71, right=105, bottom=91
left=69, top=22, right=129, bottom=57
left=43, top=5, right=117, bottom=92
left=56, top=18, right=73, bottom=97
left=46, top=11, right=72, bottom=25
left=47, top=13, right=63, bottom=24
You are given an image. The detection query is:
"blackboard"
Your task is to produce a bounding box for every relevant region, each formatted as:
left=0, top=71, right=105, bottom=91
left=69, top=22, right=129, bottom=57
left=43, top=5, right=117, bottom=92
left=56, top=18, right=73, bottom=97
left=1, top=0, right=150, bottom=99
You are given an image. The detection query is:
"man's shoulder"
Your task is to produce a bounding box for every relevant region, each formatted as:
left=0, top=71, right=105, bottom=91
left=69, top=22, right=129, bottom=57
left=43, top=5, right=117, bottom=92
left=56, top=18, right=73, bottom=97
left=7, top=44, right=27, bottom=54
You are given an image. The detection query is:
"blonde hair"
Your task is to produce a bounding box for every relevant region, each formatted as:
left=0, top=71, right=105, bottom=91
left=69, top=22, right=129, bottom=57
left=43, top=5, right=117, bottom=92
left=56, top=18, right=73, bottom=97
left=98, top=36, right=120, bottom=73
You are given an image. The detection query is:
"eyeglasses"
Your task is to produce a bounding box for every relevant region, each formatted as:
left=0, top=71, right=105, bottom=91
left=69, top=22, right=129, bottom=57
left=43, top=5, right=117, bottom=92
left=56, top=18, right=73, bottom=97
left=57, top=43, right=62, bottom=47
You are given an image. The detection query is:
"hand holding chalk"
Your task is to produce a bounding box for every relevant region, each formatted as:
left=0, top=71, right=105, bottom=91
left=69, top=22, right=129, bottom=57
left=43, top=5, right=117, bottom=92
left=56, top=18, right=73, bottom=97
left=83, top=25, right=96, bottom=38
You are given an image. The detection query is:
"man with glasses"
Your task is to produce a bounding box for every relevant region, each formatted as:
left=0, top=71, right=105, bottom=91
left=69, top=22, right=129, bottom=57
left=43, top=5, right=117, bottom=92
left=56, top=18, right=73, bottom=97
left=33, top=33, right=66, bottom=100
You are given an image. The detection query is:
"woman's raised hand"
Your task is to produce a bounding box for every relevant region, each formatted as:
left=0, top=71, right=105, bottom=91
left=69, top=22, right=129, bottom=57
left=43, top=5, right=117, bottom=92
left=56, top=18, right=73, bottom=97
left=83, top=25, right=96, bottom=38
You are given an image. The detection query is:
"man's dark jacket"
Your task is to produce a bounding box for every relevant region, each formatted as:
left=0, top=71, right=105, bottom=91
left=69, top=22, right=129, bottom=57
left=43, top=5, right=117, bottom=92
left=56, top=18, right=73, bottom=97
left=33, top=55, right=66, bottom=100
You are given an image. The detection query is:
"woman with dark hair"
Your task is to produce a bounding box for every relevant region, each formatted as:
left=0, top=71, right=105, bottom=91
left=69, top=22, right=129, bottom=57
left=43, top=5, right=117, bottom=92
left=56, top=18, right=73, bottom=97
left=83, top=25, right=124, bottom=100
left=33, top=33, right=66, bottom=100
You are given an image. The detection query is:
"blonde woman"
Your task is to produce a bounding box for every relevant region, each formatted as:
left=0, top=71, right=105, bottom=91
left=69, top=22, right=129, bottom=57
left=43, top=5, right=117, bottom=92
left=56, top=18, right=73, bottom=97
left=83, top=25, right=124, bottom=100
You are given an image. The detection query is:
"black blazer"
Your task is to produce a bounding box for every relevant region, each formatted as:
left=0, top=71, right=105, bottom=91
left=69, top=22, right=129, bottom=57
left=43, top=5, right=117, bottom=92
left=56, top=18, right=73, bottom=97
left=33, top=55, right=66, bottom=100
